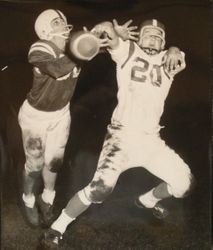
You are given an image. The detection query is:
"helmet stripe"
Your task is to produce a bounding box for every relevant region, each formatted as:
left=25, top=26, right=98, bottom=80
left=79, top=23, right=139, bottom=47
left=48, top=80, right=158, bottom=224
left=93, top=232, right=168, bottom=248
left=55, top=9, right=65, bottom=22
left=153, top=19, right=157, bottom=26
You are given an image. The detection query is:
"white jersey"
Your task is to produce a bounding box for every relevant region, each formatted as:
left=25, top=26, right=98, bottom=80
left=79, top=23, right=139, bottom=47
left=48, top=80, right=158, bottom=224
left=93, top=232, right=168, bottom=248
left=109, top=39, right=185, bottom=134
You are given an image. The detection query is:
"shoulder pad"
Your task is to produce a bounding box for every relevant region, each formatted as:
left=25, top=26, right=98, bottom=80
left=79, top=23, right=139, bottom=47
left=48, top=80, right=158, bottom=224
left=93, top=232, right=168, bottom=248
left=28, top=40, right=57, bottom=58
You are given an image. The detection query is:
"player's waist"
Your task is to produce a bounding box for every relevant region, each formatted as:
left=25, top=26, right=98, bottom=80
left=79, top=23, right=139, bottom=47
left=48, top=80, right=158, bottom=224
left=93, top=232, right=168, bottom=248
left=19, top=100, right=70, bottom=121
left=110, top=118, right=163, bottom=134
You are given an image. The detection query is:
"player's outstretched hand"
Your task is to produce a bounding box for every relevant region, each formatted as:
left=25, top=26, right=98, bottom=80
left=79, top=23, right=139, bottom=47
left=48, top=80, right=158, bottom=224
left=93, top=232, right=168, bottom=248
left=91, top=21, right=119, bottom=49
left=162, top=47, right=186, bottom=74
left=112, top=19, right=139, bottom=41
left=83, top=26, right=109, bottom=48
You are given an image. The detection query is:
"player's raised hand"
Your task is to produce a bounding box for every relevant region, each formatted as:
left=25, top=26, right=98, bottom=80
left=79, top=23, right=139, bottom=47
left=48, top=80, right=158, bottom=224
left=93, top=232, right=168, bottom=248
left=113, top=19, right=139, bottom=41
left=83, top=26, right=109, bottom=48
left=91, top=21, right=119, bottom=49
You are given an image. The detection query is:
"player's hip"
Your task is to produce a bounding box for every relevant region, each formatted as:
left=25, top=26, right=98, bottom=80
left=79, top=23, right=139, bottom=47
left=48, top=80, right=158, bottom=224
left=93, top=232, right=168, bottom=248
left=18, top=100, right=70, bottom=127
left=99, top=123, right=165, bottom=170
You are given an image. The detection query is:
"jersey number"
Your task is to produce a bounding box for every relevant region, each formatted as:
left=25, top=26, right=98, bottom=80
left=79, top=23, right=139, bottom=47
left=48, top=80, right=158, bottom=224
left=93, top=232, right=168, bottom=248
left=131, top=57, right=162, bottom=87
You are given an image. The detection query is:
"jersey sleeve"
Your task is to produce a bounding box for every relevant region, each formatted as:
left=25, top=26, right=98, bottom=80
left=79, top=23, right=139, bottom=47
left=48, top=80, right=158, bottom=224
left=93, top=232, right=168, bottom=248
left=28, top=42, right=76, bottom=79
left=108, top=38, right=134, bottom=65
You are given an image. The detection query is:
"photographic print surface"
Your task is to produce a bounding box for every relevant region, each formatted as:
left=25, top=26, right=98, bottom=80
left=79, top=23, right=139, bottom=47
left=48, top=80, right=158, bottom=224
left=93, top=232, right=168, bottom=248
left=0, top=0, right=211, bottom=249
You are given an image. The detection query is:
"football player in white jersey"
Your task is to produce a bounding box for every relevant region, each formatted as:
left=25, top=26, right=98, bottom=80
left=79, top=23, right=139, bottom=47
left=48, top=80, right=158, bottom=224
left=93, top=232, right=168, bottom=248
left=41, top=19, right=195, bottom=249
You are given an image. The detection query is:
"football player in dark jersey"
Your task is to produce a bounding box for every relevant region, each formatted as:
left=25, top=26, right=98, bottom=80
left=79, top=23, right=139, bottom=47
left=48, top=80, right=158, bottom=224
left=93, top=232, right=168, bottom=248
left=18, top=9, right=104, bottom=228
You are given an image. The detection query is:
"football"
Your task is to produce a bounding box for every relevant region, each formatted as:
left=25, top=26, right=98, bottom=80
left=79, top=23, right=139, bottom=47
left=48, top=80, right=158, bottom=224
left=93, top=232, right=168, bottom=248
left=69, top=31, right=100, bottom=61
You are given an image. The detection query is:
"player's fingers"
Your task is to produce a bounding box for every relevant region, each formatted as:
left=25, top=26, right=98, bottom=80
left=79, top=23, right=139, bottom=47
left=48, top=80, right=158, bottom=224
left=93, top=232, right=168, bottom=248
left=170, top=60, right=175, bottom=70
left=90, top=27, right=97, bottom=34
left=178, top=55, right=184, bottom=66
left=129, top=31, right=139, bottom=36
left=165, top=57, right=171, bottom=71
left=91, top=24, right=103, bottom=33
left=173, top=53, right=183, bottom=68
left=124, top=19, right=133, bottom=27
left=170, top=58, right=178, bottom=71
left=99, top=37, right=108, bottom=43
left=128, top=26, right=138, bottom=31
left=83, top=26, right=88, bottom=32
left=100, top=43, right=109, bottom=48
left=99, top=38, right=109, bottom=47
left=99, top=43, right=109, bottom=48
left=174, top=58, right=179, bottom=69
left=129, top=35, right=139, bottom=41
left=167, top=57, right=173, bottom=70
left=91, top=30, right=99, bottom=37
left=173, top=56, right=181, bottom=69
left=91, top=25, right=104, bottom=37
left=162, top=55, right=167, bottom=64
left=168, top=58, right=173, bottom=71
left=113, top=19, right=119, bottom=26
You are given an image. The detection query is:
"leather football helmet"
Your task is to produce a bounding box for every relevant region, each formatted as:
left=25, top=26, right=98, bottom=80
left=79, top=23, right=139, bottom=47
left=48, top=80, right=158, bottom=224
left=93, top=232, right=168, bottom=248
left=34, top=9, right=73, bottom=40
left=138, top=19, right=165, bottom=50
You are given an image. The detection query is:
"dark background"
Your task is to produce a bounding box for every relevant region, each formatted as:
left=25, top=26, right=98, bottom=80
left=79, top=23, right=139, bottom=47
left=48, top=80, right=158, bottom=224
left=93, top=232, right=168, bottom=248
left=0, top=0, right=212, bottom=249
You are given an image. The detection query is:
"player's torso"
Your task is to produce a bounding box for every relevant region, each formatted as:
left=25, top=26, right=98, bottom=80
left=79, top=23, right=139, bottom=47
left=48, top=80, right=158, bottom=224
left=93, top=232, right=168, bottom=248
left=27, top=40, right=79, bottom=112
left=113, top=42, right=173, bottom=133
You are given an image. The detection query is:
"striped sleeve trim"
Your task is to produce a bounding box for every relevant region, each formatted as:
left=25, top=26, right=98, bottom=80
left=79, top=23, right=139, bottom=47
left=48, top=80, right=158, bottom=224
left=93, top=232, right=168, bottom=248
left=57, top=72, right=71, bottom=81
left=121, top=41, right=135, bottom=69
left=28, top=42, right=57, bottom=58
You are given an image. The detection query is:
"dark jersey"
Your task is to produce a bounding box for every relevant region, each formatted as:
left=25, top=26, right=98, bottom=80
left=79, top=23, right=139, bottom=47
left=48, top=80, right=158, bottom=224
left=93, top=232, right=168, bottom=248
left=27, top=40, right=80, bottom=112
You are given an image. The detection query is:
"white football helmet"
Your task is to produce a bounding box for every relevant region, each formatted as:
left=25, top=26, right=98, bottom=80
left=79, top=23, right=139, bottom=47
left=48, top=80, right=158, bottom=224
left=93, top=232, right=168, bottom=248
left=138, top=19, right=165, bottom=51
left=34, top=9, right=73, bottom=40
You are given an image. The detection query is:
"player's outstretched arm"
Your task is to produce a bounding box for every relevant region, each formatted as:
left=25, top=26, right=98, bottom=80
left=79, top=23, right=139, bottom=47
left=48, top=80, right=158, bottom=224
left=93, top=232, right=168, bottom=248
left=91, top=21, right=120, bottom=49
left=112, top=19, right=139, bottom=41
left=162, top=47, right=186, bottom=76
